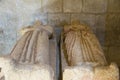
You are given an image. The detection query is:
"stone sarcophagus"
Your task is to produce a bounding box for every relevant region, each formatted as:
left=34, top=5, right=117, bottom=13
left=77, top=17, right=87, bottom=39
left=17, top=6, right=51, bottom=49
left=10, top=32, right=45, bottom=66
left=61, top=22, right=119, bottom=80
left=0, top=21, right=57, bottom=80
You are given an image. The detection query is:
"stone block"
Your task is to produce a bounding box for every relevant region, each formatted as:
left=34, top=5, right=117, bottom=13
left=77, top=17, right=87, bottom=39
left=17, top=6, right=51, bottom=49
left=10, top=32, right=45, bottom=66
left=0, top=56, right=54, bottom=80
left=105, top=30, right=120, bottom=46
left=63, top=63, right=119, bottom=80
left=108, top=47, right=120, bottom=67
left=71, top=14, right=99, bottom=32
left=79, top=14, right=96, bottom=32
left=42, top=0, right=62, bottom=13
left=71, top=14, right=80, bottom=23
left=63, top=0, right=82, bottom=13
left=106, top=14, right=120, bottom=31
left=48, top=13, right=70, bottom=27
left=105, top=14, right=120, bottom=46
left=63, top=66, right=94, bottom=80
left=94, top=63, right=119, bottom=80
left=108, top=0, right=120, bottom=12
left=83, top=0, right=107, bottom=13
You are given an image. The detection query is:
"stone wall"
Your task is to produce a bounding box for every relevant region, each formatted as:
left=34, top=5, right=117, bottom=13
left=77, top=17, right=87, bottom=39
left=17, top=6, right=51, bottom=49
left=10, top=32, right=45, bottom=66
left=0, top=0, right=120, bottom=67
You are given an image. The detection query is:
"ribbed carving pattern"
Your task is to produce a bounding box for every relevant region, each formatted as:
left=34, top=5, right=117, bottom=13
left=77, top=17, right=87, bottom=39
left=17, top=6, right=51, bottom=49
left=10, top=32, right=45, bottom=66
left=64, top=24, right=107, bottom=66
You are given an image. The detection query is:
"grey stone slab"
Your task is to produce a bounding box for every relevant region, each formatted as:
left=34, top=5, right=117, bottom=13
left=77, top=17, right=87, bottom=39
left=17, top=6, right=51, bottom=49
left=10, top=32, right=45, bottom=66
left=108, top=0, right=120, bottom=12
left=63, top=0, right=82, bottom=13
left=42, top=0, right=62, bottom=13
left=48, top=13, right=71, bottom=27
left=83, top=0, right=107, bottom=13
left=108, top=47, right=120, bottom=67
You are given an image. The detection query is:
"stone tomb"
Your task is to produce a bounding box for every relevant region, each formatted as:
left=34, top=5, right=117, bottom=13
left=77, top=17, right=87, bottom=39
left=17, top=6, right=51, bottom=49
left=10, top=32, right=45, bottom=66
left=0, top=21, right=57, bottom=80
left=61, top=22, right=119, bottom=80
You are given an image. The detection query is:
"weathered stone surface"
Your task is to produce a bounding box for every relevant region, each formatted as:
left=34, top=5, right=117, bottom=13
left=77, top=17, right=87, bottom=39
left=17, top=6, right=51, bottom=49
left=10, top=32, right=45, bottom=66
left=49, top=39, right=57, bottom=80
left=108, top=0, right=120, bottom=12
left=105, top=30, right=120, bottom=46
left=33, top=12, right=48, bottom=25
left=94, top=15, right=106, bottom=46
left=3, top=29, right=17, bottom=54
left=17, top=12, right=48, bottom=39
left=0, top=28, right=5, bottom=54
left=0, top=56, right=54, bottom=80
left=95, top=15, right=106, bottom=46
left=71, top=14, right=104, bottom=33
left=61, top=23, right=119, bottom=80
left=105, top=14, right=120, bottom=46
left=71, top=14, right=80, bottom=23
left=63, top=0, right=82, bottom=13
left=94, top=63, right=119, bottom=80
left=63, top=63, right=119, bottom=80
left=0, top=0, right=44, bottom=54
left=79, top=14, right=96, bottom=32
left=42, top=0, right=62, bottom=13
left=102, top=47, right=109, bottom=63
left=71, top=14, right=97, bottom=32
left=106, top=14, right=120, bottom=30
left=95, top=15, right=106, bottom=30
left=83, top=0, right=107, bottom=13
left=0, top=21, right=56, bottom=80
left=48, top=13, right=70, bottom=27
left=108, top=47, right=120, bottom=67
left=0, top=13, right=17, bottom=54
left=95, top=29, right=105, bottom=46
left=0, top=43, right=5, bottom=55
left=62, top=22, right=107, bottom=66
left=63, top=65, right=94, bottom=80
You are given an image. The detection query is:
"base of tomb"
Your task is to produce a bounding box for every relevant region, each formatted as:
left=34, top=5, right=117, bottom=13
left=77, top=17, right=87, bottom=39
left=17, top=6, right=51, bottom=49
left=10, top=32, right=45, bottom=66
left=63, top=63, right=119, bottom=80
